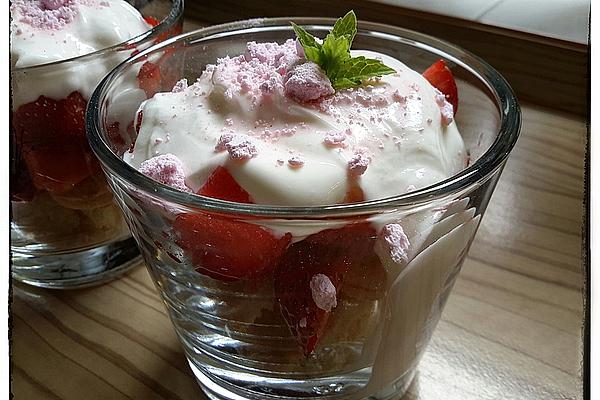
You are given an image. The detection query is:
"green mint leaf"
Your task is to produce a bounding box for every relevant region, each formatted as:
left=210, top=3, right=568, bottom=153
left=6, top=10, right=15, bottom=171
left=331, top=10, right=357, bottom=43
left=290, top=22, right=320, bottom=49
left=291, top=11, right=396, bottom=90
left=290, top=22, right=322, bottom=64
left=331, top=77, right=361, bottom=90
left=302, top=46, right=323, bottom=65
left=332, top=56, right=396, bottom=89
left=320, top=33, right=351, bottom=79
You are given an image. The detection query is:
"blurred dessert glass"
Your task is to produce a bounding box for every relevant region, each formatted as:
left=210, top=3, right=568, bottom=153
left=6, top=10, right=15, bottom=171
left=10, top=0, right=184, bottom=288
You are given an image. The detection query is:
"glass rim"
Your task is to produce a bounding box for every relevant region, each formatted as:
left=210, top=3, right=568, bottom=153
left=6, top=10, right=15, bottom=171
left=87, top=17, right=522, bottom=219
left=11, top=0, right=184, bottom=71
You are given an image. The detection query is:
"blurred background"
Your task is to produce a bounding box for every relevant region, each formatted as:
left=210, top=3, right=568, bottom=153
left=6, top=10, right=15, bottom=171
left=184, top=0, right=590, bottom=116
left=372, top=0, right=589, bottom=43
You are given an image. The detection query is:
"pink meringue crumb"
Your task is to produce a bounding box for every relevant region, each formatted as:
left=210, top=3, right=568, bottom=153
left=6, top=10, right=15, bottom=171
left=172, top=79, right=188, bottom=93
left=10, top=0, right=98, bottom=31
left=356, top=91, right=389, bottom=107
left=214, top=133, right=233, bottom=152
left=261, top=127, right=297, bottom=141
left=288, top=155, right=304, bottom=168
left=323, top=130, right=348, bottom=148
left=284, top=62, right=334, bottom=103
left=244, top=39, right=299, bottom=74
left=215, top=134, right=258, bottom=160
left=392, top=90, right=406, bottom=103
left=139, top=154, right=191, bottom=193
left=42, top=0, right=68, bottom=10
left=382, top=223, right=410, bottom=263
left=434, top=90, right=454, bottom=126
left=210, top=41, right=301, bottom=105
left=348, top=152, right=370, bottom=177
left=309, top=274, right=337, bottom=312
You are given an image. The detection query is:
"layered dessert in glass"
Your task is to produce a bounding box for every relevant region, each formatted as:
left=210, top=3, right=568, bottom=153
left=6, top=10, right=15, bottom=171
left=87, top=14, right=521, bottom=400
left=10, top=0, right=183, bottom=288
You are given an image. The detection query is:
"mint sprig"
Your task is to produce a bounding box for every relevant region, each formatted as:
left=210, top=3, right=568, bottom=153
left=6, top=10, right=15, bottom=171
left=291, top=11, right=396, bottom=89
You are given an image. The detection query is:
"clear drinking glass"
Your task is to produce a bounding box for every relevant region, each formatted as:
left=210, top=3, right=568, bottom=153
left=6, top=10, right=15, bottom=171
left=87, top=18, right=521, bottom=400
left=10, top=0, right=184, bottom=288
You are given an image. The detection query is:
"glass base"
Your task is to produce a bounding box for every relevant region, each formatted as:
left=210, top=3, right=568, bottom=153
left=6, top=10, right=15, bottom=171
left=11, top=237, right=141, bottom=289
left=187, top=357, right=416, bottom=400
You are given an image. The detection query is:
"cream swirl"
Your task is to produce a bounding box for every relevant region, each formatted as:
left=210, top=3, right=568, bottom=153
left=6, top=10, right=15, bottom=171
left=10, top=0, right=151, bottom=108
left=125, top=40, right=467, bottom=206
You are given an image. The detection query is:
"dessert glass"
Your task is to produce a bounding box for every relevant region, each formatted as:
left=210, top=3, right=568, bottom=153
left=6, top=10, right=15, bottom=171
left=10, top=0, right=184, bottom=288
left=87, top=19, right=521, bottom=400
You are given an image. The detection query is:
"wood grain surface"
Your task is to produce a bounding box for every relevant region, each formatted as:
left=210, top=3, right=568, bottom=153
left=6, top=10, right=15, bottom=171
left=10, top=101, right=586, bottom=400
left=10, top=16, right=586, bottom=400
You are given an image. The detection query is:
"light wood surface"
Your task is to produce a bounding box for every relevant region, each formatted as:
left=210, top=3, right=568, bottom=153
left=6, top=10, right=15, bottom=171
left=11, top=101, right=586, bottom=400
left=10, top=16, right=586, bottom=400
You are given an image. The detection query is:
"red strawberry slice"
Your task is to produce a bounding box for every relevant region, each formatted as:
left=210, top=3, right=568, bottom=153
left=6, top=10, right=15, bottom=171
left=422, top=59, right=458, bottom=114
left=174, top=212, right=291, bottom=281
left=143, top=15, right=182, bottom=43
left=197, top=166, right=253, bottom=203
left=144, top=16, right=160, bottom=27
left=174, top=167, right=287, bottom=280
left=106, top=121, right=129, bottom=154
left=274, top=223, right=377, bottom=355
left=22, top=139, right=94, bottom=193
left=339, top=251, right=387, bottom=301
left=12, top=92, right=96, bottom=193
left=138, top=61, right=162, bottom=97
left=136, top=16, right=183, bottom=98
left=14, top=92, right=87, bottom=145
left=60, top=91, right=88, bottom=137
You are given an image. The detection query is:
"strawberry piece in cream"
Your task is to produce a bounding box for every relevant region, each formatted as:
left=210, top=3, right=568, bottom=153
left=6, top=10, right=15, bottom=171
left=174, top=213, right=292, bottom=281
left=197, top=166, right=253, bottom=203
left=422, top=59, right=459, bottom=116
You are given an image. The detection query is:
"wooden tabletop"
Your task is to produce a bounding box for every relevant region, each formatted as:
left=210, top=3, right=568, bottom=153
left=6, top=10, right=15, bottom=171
left=11, top=20, right=586, bottom=400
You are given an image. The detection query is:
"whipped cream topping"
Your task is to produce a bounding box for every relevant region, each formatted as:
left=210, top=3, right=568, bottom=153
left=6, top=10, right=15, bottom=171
left=10, top=0, right=151, bottom=108
left=126, top=40, right=467, bottom=206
